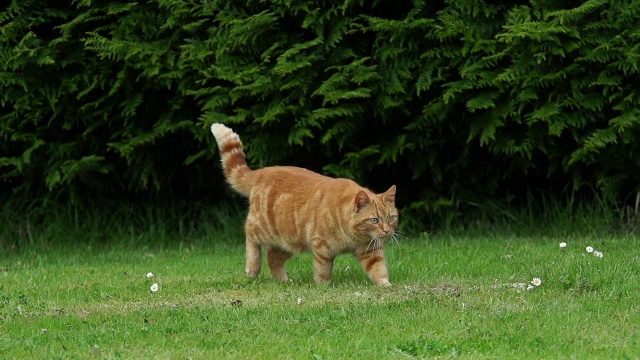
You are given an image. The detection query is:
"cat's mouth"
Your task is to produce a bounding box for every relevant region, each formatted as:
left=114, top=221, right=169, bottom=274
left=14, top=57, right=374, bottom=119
left=366, top=231, right=402, bottom=250
left=364, top=233, right=392, bottom=252
left=375, top=230, right=398, bottom=240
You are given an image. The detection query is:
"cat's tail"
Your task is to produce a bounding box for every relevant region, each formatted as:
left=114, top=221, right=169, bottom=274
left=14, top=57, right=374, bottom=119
left=210, top=124, right=254, bottom=197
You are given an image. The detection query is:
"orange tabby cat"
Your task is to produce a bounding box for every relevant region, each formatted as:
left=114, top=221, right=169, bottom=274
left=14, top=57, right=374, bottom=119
left=211, top=124, right=398, bottom=286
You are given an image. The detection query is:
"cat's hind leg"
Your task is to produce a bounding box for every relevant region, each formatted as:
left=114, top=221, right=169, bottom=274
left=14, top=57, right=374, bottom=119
left=266, top=245, right=293, bottom=281
left=245, top=239, right=262, bottom=278
left=311, top=238, right=335, bottom=284
left=244, top=216, right=263, bottom=278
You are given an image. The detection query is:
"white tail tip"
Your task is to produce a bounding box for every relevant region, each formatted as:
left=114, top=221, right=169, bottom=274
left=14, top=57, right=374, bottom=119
left=211, top=123, right=234, bottom=142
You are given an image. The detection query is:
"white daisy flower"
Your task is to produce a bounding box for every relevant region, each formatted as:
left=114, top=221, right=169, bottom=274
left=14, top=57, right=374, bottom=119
left=559, top=242, right=567, bottom=248
left=296, top=297, right=304, bottom=305
left=150, top=283, right=159, bottom=293
left=586, top=246, right=594, bottom=253
left=91, top=345, right=101, bottom=356
left=146, top=272, right=155, bottom=279
left=594, top=251, right=604, bottom=258
left=526, top=285, right=535, bottom=291
left=531, top=277, right=542, bottom=287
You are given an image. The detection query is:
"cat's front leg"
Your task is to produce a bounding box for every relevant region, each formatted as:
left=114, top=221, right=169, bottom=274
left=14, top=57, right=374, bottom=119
left=355, top=246, right=391, bottom=287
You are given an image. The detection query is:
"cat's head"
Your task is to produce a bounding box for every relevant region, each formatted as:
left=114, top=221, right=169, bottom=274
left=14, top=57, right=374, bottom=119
left=350, top=185, right=398, bottom=244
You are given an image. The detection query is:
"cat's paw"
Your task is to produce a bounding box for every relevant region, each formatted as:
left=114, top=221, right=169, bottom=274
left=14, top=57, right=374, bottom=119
left=272, top=273, right=289, bottom=282
left=314, top=276, right=332, bottom=286
left=377, top=279, right=392, bottom=287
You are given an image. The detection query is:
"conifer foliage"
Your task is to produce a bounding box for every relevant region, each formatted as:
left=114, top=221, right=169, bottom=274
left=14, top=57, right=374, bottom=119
left=1, top=1, right=639, bottom=211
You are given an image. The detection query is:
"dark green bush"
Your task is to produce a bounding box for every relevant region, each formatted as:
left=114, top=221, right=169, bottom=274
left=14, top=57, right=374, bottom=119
left=1, top=0, right=639, bottom=219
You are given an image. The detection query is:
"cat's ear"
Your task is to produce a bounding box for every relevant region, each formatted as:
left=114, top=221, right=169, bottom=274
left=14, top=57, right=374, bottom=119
left=354, top=191, right=371, bottom=212
left=382, top=185, right=396, bottom=204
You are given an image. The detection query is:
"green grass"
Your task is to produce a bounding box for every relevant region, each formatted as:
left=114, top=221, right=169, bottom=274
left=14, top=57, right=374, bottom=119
left=2, top=236, right=639, bottom=359
left=1, top=203, right=639, bottom=359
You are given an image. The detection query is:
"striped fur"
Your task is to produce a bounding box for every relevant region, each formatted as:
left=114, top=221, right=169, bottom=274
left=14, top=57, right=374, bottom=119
left=211, top=124, right=254, bottom=196
left=210, top=124, right=398, bottom=286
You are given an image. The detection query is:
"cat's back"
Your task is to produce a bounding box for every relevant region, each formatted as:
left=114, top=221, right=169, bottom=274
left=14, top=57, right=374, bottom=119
left=253, top=166, right=332, bottom=189
left=251, top=165, right=360, bottom=204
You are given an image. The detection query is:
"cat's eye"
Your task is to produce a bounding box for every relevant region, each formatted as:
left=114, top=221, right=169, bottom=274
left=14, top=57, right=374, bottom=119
left=388, top=215, right=397, bottom=223
left=370, top=218, right=379, bottom=224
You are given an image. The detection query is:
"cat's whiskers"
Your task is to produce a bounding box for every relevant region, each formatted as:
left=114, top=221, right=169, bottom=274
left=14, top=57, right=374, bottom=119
left=366, top=235, right=379, bottom=253
left=391, top=231, right=402, bottom=249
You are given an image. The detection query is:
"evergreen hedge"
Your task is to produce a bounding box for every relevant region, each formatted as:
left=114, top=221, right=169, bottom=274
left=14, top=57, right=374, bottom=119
left=1, top=0, right=639, bottom=216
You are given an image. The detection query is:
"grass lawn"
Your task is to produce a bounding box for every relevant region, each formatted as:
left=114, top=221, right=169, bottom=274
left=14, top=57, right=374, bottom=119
left=1, top=225, right=639, bottom=359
